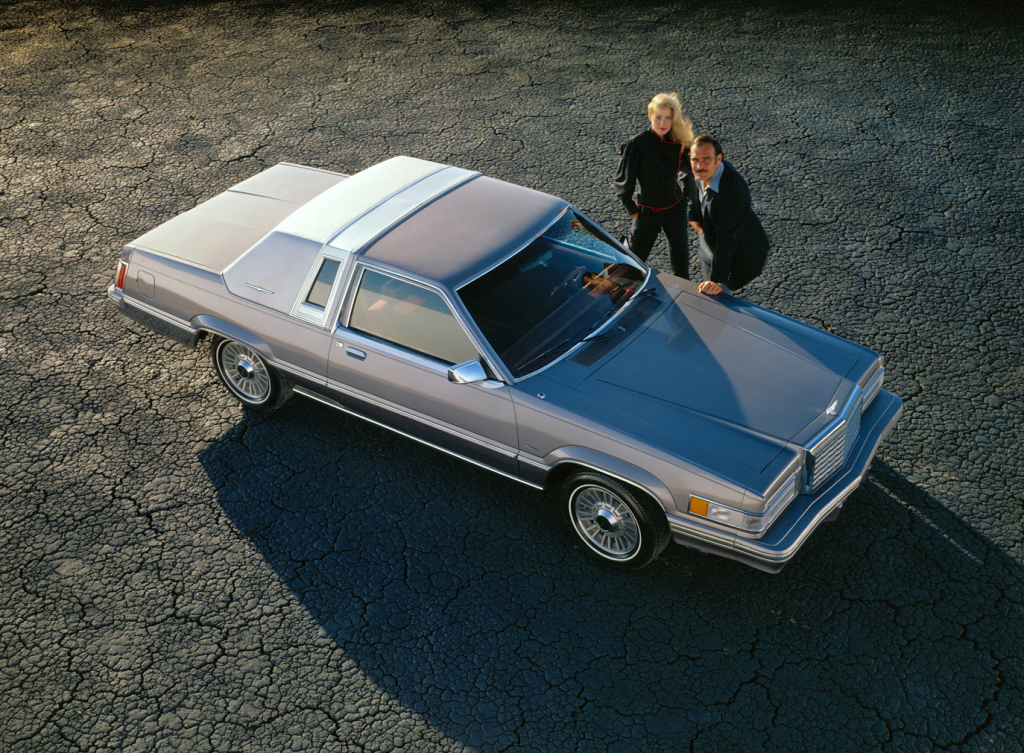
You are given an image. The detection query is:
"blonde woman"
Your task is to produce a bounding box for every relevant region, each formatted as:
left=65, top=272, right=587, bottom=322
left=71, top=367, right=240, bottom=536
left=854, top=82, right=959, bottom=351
left=613, top=93, right=695, bottom=277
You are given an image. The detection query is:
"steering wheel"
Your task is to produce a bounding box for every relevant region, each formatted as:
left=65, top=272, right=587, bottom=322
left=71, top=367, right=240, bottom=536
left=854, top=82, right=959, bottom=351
left=549, top=266, right=587, bottom=299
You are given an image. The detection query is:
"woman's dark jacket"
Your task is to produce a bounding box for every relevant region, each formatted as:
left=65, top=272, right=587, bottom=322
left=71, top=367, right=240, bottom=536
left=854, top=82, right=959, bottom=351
left=613, top=129, right=689, bottom=216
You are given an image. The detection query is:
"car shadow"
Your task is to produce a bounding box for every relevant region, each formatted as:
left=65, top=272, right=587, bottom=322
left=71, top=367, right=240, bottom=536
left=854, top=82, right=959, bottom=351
left=199, top=398, right=1024, bottom=750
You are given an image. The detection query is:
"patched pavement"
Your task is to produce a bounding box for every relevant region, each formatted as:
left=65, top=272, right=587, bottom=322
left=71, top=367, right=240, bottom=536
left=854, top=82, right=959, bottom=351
left=2, top=1, right=1023, bottom=751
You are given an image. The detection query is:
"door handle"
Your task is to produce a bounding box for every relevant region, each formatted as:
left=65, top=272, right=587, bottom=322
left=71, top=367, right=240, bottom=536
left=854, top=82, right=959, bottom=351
left=347, top=348, right=366, bottom=360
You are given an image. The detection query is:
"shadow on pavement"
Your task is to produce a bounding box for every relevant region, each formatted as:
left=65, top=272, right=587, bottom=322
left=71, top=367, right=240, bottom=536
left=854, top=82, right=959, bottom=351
left=200, top=396, right=1023, bottom=750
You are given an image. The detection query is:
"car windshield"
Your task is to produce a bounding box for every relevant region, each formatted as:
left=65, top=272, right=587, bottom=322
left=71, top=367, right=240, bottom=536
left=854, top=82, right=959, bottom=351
left=458, top=209, right=647, bottom=378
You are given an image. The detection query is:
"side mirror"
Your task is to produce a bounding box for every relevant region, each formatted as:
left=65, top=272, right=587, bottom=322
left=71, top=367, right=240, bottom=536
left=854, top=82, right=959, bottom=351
left=448, top=360, right=489, bottom=385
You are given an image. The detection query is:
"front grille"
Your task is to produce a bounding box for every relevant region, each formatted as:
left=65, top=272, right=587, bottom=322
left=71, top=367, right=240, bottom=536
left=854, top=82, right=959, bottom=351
left=805, top=391, right=862, bottom=493
left=569, top=294, right=662, bottom=368
left=846, top=397, right=862, bottom=452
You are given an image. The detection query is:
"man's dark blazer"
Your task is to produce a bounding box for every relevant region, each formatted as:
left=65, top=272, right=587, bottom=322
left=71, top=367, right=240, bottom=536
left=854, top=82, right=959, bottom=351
left=686, top=160, right=769, bottom=290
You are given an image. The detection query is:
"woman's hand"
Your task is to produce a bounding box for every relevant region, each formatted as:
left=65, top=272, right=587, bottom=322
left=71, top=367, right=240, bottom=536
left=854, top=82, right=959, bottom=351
left=689, top=220, right=703, bottom=234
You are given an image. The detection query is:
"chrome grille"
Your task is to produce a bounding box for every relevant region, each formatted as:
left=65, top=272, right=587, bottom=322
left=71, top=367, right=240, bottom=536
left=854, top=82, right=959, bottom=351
left=805, top=390, right=862, bottom=493
left=846, top=397, right=862, bottom=455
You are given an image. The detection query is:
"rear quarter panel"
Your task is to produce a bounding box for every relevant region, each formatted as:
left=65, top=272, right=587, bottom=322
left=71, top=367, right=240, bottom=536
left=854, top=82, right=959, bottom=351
left=121, top=247, right=334, bottom=381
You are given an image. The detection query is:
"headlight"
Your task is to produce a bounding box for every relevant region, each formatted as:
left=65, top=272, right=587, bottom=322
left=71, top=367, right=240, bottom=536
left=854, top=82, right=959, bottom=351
left=688, top=474, right=798, bottom=535
left=861, top=366, right=884, bottom=414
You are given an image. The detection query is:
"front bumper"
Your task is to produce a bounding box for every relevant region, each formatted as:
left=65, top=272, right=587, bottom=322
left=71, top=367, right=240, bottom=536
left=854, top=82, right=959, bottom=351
left=665, top=388, right=903, bottom=573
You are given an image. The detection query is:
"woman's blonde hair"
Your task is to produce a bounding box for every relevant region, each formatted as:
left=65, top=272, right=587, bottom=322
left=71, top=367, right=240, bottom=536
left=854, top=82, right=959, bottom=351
left=647, top=92, right=694, bottom=146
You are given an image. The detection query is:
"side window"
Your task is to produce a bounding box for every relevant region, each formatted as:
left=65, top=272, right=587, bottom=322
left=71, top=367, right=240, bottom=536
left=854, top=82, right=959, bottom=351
left=293, top=254, right=347, bottom=325
left=306, top=259, right=341, bottom=309
left=348, top=269, right=480, bottom=366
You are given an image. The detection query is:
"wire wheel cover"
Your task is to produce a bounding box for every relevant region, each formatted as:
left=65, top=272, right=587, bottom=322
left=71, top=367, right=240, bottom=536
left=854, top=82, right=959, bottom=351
left=572, top=485, right=641, bottom=559
left=219, top=341, right=271, bottom=402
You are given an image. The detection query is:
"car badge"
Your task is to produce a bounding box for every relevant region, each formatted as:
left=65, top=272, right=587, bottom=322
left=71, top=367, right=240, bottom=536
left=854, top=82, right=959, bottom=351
left=826, top=400, right=839, bottom=416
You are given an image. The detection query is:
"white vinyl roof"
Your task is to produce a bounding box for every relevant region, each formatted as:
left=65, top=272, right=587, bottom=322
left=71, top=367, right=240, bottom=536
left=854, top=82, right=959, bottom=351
left=326, top=165, right=479, bottom=253
left=275, top=156, right=457, bottom=244
left=221, top=156, right=482, bottom=315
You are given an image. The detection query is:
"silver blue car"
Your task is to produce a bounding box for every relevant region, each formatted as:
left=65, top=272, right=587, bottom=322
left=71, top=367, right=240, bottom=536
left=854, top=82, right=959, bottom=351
left=108, top=156, right=902, bottom=572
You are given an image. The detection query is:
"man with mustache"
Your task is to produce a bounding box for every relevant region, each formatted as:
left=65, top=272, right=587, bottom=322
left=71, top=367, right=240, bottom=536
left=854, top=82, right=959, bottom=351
left=687, top=134, right=769, bottom=296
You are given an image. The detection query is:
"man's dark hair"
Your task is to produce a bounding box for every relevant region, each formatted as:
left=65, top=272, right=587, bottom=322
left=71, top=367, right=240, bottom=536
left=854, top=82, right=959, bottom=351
left=692, top=134, right=723, bottom=157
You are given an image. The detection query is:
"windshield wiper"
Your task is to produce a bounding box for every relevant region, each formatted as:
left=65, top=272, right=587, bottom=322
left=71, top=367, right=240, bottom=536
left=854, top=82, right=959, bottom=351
left=514, top=330, right=608, bottom=375
left=599, top=283, right=658, bottom=321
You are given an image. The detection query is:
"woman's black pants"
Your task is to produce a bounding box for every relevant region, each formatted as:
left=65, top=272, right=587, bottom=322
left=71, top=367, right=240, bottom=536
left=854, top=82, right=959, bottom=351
left=627, top=203, right=689, bottom=279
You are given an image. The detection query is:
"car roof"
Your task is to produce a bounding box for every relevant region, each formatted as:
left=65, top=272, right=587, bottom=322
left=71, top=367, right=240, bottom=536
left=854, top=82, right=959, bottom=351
left=277, top=156, right=460, bottom=244
left=220, top=157, right=567, bottom=315
left=361, top=172, right=567, bottom=289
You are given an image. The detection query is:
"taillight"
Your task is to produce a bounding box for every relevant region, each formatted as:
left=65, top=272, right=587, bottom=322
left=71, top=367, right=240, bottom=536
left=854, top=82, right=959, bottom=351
left=115, top=261, right=128, bottom=290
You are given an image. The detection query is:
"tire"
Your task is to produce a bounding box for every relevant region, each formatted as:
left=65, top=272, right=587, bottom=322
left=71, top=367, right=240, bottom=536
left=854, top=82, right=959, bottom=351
left=562, top=470, right=670, bottom=570
left=210, top=336, right=290, bottom=412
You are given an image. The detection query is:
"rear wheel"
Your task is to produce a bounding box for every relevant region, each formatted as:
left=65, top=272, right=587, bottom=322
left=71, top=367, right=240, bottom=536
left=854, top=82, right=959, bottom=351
left=562, top=470, right=670, bottom=570
left=211, top=336, right=290, bottom=412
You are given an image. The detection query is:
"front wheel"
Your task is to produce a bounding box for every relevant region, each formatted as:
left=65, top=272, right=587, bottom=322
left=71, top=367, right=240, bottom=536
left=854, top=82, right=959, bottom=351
left=562, top=471, right=670, bottom=570
left=211, top=336, right=290, bottom=412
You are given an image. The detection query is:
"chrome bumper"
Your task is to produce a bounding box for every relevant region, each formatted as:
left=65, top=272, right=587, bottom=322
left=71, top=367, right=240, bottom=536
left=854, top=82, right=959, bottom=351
left=108, top=287, right=199, bottom=347
left=666, top=389, right=903, bottom=573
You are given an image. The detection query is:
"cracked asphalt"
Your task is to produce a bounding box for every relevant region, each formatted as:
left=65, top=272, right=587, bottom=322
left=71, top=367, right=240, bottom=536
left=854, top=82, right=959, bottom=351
left=2, top=1, right=1023, bottom=750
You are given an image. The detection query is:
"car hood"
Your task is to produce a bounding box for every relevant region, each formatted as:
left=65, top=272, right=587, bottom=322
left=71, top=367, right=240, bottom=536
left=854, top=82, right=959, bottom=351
left=569, top=291, right=847, bottom=472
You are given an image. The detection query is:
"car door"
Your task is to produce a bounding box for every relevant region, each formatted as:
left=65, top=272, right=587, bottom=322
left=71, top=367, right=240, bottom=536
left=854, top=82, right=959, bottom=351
left=326, top=265, right=520, bottom=478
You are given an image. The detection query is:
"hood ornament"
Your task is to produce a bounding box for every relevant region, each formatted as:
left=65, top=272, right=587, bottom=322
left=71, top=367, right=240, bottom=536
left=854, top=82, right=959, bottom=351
left=826, top=399, right=839, bottom=416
